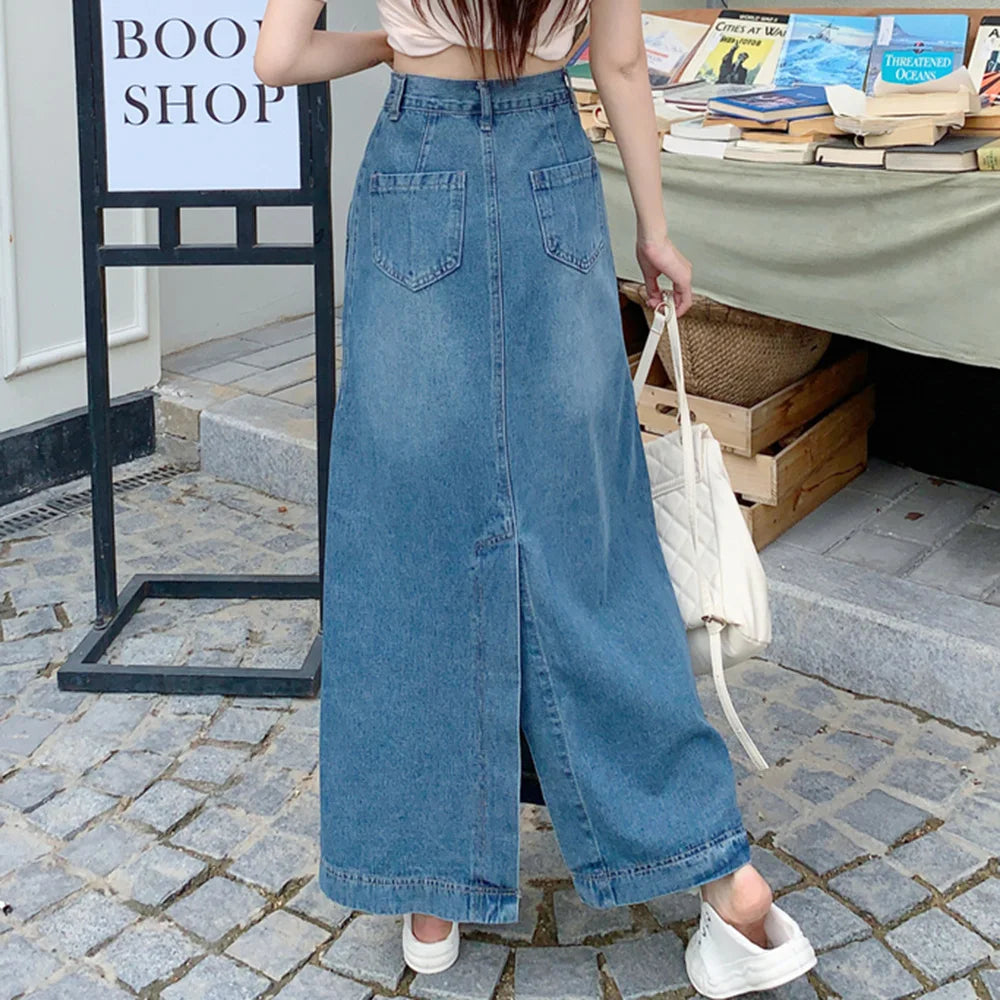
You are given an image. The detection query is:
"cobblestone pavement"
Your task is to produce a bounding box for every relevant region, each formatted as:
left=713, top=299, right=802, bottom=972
left=0, top=457, right=997, bottom=1000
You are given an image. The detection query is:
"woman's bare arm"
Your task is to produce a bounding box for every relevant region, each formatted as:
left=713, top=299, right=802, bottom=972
left=587, top=0, right=692, bottom=314
left=255, top=0, right=393, bottom=86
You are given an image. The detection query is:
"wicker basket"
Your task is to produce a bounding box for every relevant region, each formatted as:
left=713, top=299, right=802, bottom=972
left=635, top=293, right=832, bottom=407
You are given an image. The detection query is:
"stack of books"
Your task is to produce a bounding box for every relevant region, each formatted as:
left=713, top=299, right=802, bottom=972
left=816, top=65, right=993, bottom=170
left=657, top=86, right=842, bottom=161
left=709, top=85, right=836, bottom=163
left=569, top=8, right=1000, bottom=173
left=661, top=116, right=745, bottom=160
left=816, top=131, right=1000, bottom=170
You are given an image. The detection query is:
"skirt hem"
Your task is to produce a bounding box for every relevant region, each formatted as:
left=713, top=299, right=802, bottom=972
left=318, top=824, right=750, bottom=924
left=571, top=825, right=752, bottom=909
left=318, top=858, right=522, bottom=924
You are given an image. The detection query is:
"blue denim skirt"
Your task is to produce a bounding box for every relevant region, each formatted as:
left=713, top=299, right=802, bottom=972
left=318, top=65, right=750, bottom=925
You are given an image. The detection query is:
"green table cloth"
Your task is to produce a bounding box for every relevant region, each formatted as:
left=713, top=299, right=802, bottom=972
left=594, top=140, right=1000, bottom=370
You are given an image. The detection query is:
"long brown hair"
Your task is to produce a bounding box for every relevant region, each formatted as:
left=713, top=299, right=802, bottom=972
left=409, top=0, right=589, bottom=82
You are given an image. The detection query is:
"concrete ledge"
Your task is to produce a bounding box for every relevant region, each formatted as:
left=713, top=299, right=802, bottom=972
left=154, top=372, right=245, bottom=443
left=200, top=394, right=317, bottom=506
left=762, top=540, right=1000, bottom=736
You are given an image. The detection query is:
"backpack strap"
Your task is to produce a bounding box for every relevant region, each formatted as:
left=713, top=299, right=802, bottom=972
left=708, top=620, right=769, bottom=771
left=635, top=299, right=769, bottom=770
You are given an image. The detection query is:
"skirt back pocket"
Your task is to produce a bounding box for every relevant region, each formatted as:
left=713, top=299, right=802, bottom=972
left=529, top=154, right=606, bottom=274
left=369, top=169, right=467, bottom=292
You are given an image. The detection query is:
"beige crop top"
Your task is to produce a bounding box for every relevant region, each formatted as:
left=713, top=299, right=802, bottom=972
left=376, top=0, right=590, bottom=61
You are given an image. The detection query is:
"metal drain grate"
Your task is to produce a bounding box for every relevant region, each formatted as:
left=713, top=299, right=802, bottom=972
left=0, top=463, right=189, bottom=540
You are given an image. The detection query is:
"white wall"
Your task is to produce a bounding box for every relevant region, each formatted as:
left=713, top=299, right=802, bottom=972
left=158, top=0, right=391, bottom=356
left=0, top=1, right=160, bottom=435
left=156, top=229, right=314, bottom=355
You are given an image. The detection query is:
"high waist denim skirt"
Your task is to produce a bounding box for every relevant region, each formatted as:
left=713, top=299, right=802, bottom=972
left=318, top=65, right=751, bottom=925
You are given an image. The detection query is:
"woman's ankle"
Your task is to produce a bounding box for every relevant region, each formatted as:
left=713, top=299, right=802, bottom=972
left=700, top=864, right=773, bottom=947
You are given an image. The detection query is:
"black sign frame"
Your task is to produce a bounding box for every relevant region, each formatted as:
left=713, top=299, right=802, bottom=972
left=57, top=0, right=336, bottom=697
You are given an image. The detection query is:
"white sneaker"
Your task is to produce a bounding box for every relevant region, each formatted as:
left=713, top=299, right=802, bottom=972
left=402, top=912, right=460, bottom=974
left=685, top=898, right=816, bottom=999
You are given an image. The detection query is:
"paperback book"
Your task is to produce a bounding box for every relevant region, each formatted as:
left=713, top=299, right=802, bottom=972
left=707, top=85, right=830, bottom=122
left=656, top=82, right=775, bottom=116
left=723, top=140, right=820, bottom=164
left=773, top=14, right=878, bottom=89
left=977, top=136, right=1000, bottom=168
left=883, top=132, right=992, bottom=171
left=670, top=116, right=745, bottom=141
left=641, top=14, right=709, bottom=87
left=864, top=14, right=970, bottom=95
left=703, top=114, right=789, bottom=130
left=966, top=107, right=1000, bottom=129
left=827, top=73, right=980, bottom=126
left=860, top=117, right=953, bottom=147
left=741, top=125, right=842, bottom=142
left=661, top=133, right=735, bottom=158
left=969, top=16, right=1000, bottom=107
left=565, top=17, right=709, bottom=92
left=678, top=11, right=790, bottom=88
left=815, top=136, right=886, bottom=167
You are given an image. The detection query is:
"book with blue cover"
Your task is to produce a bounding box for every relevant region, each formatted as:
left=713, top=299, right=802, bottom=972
left=707, top=85, right=830, bottom=122
left=774, top=14, right=878, bottom=88
left=864, top=14, right=970, bottom=94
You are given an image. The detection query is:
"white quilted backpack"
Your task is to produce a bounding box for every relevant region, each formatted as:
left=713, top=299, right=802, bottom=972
left=632, top=298, right=770, bottom=771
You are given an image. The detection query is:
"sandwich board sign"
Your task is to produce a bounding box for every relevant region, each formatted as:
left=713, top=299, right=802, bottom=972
left=59, top=0, right=335, bottom=697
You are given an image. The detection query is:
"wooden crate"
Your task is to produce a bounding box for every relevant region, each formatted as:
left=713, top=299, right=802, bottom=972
left=622, top=281, right=876, bottom=547
left=631, top=342, right=869, bottom=458
left=641, top=411, right=870, bottom=551
left=640, top=383, right=875, bottom=506
left=738, top=432, right=868, bottom=550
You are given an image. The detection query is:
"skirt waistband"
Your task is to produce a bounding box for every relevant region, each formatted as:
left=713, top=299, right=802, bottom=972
left=381, top=66, right=575, bottom=117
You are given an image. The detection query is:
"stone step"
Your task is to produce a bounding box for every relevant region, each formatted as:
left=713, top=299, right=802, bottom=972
left=761, top=540, right=1000, bottom=737
left=201, top=393, right=320, bottom=507
left=756, top=460, right=1000, bottom=737
left=154, top=373, right=329, bottom=507
left=154, top=314, right=340, bottom=504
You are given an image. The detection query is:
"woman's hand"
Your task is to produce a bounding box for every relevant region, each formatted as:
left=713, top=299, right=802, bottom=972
left=635, top=235, right=693, bottom=319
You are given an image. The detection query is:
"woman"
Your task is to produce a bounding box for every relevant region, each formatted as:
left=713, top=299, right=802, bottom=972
left=255, top=1, right=816, bottom=995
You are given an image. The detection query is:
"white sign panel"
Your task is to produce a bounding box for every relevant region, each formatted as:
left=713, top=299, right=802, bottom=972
left=101, top=1, right=302, bottom=192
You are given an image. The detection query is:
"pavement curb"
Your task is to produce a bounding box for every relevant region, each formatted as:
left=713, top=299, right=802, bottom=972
left=762, top=540, right=1000, bottom=737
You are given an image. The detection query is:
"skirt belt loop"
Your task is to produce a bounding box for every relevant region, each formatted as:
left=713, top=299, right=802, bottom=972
left=388, top=73, right=407, bottom=121
left=476, top=79, right=493, bottom=132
